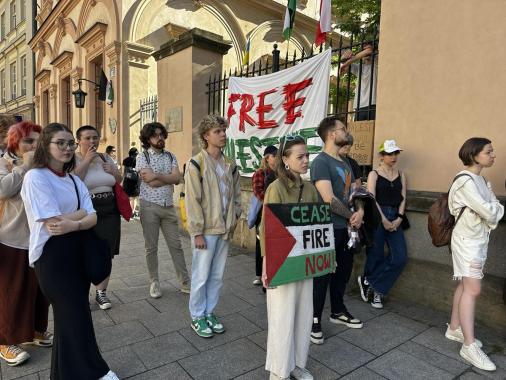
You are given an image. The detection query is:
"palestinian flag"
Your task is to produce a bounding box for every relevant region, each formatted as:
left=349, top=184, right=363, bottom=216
left=264, top=202, right=335, bottom=287
left=283, top=0, right=297, bottom=41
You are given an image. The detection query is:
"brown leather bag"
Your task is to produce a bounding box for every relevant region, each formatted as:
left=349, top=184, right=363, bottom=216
left=427, top=173, right=471, bottom=248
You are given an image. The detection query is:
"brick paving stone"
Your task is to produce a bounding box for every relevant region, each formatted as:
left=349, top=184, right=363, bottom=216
left=339, top=312, right=428, bottom=356
left=140, top=309, right=190, bottom=337
left=178, top=338, right=265, bottom=380
left=366, top=349, right=454, bottom=380
left=101, top=346, right=146, bottom=379
left=339, top=367, right=386, bottom=380
left=233, top=366, right=268, bottom=380
left=106, top=299, right=161, bottom=324
left=397, top=341, right=470, bottom=375
left=130, top=332, right=198, bottom=369
left=213, top=294, right=255, bottom=317
left=308, top=335, right=375, bottom=375
left=411, top=327, right=470, bottom=363
left=96, top=320, right=153, bottom=352
left=239, top=305, right=268, bottom=330
left=126, top=362, right=193, bottom=380
left=178, top=313, right=261, bottom=352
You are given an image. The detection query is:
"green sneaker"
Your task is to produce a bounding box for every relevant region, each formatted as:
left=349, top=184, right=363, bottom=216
left=191, top=317, right=213, bottom=338
left=206, top=314, right=225, bottom=333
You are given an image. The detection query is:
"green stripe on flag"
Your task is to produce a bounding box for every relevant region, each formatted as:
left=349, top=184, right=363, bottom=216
left=283, top=0, right=297, bottom=40
left=270, top=249, right=335, bottom=287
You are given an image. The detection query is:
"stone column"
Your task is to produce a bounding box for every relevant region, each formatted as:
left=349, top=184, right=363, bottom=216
left=152, top=28, right=232, bottom=165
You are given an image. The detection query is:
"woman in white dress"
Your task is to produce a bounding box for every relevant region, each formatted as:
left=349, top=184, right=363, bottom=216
left=447, top=137, right=504, bottom=372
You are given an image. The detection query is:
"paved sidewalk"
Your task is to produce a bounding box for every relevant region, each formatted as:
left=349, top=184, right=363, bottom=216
left=1, top=220, right=505, bottom=380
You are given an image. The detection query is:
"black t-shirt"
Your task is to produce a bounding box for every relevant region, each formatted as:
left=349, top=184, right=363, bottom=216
left=123, top=156, right=136, bottom=168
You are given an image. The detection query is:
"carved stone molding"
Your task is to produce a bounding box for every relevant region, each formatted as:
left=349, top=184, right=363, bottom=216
left=124, top=41, right=154, bottom=69
left=76, top=22, right=107, bottom=56
left=49, top=84, right=57, bottom=99
left=164, top=23, right=189, bottom=41
left=70, top=67, right=83, bottom=90
left=51, top=51, right=74, bottom=77
left=33, top=95, right=40, bottom=109
left=35, top=70, right=51, bottom=91
left=36, top=0, right=53, bottom=25
left=105, top=42, right=122, bottom=66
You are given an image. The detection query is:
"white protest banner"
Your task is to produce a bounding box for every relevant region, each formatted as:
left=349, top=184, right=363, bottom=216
left=225, top=49, right=331, bottom=176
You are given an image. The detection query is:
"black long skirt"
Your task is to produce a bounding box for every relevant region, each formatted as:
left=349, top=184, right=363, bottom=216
left=34, top=232, right=109, bottom=380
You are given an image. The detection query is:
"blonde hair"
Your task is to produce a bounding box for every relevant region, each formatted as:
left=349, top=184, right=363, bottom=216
left=197, top=115, right=228, bottom=148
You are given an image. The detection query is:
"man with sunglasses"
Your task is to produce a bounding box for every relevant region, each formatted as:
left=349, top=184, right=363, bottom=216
left=310, top=117, right=364, bottom=345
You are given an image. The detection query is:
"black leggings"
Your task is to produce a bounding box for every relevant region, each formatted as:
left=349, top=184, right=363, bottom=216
left=35, top=232, right=109, bottom=380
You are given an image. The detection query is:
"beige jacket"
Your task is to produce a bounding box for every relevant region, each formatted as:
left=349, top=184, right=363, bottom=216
left=184, top=150, right=241, bottom=240
left=0, top=152, right=30, bottom=249
left=449, top=170, right=504, bottom=240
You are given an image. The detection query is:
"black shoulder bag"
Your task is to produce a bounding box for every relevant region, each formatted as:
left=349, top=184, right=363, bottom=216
left=69, top=174, right=112, bottom=286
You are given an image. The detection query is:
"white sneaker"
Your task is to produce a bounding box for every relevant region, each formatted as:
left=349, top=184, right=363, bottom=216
left=269, top=372, right=289, bottom=380
left=252, top=276, right=262, bottom=286
left=0, top=345, right=30, bottom=366
left=460, top=342, right=496, bottom=371
left=290, top=367, right=313, bottom=380
left=371, top=292, right=383, bottom=309
left=445, top=324, right=482, bottom=348
left=150, top=281, right=162, bottom=298
left=99, top=370, right=120, bottom=380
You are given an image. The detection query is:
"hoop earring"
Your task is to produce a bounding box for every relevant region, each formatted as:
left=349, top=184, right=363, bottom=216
left=285, top=164, right=290, bottom=170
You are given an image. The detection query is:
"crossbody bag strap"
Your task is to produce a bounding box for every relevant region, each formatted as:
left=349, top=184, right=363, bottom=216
left=68, top=174, right=81, bottom=211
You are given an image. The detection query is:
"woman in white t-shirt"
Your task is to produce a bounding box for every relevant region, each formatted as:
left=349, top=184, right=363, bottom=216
left=74, top=125, right=122, bottom=311
left=446, top=138, right=504, bottom=372
left=21, top=123, right=118, bottom=380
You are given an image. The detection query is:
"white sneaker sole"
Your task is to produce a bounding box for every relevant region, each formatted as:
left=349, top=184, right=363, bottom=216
left=98, top=302, right=112, bottom=310
left=371, top=302, right=383, bottom=309
left=459, top=349, right=496, bottom=371
left=310, top=335, right=324, bottom=345
left=329, top=317, right=363, bottom=329
left=357, top=276, right=368, bottom=302
left=0, top=352, right=30, bottom=366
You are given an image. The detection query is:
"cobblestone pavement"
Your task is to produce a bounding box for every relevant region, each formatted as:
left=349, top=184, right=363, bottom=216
left=1, top=221, right=505, bottom=380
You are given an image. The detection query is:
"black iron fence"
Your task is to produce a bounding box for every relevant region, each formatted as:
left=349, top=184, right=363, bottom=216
left=206, top=34, right=379, bottom=178
left=206, top=33, right=378, bottom=124
left=140, top=95, right=158, bottom=126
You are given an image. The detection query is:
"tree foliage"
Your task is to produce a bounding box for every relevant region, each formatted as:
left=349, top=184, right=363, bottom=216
left=332, top=0, right=381, bottom=37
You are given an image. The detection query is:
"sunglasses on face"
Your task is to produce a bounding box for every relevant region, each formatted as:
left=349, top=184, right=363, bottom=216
left=280, top=135, right=305, bottom=155
left=50, top=140, right=77, bottom=151
left=384, top=151, right=400, bottom=156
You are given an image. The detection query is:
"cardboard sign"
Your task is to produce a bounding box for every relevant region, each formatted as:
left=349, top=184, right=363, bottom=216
left=264, top=202, right=335, bottom=287
left=347, top=120, right=375, bottom=165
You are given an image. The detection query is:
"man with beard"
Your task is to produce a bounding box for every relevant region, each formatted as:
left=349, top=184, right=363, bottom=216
left=310, top=117, right=365, bottom=345
left=136, top=122, right=190, bottom=298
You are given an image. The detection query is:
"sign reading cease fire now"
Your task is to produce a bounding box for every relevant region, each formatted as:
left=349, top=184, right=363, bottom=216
left=264, top=203, right=335, bottom=287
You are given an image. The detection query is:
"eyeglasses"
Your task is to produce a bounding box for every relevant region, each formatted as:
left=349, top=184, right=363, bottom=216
left=50, top=140, right=77, bottom=151
left=280, top=134, right=305, bottom=155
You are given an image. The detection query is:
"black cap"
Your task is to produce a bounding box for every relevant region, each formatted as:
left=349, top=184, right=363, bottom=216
left=263, top=145, right=278, bottom=157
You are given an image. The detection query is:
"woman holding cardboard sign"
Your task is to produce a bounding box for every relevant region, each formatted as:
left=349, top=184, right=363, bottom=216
left=260, top=136, right=318, bottom=380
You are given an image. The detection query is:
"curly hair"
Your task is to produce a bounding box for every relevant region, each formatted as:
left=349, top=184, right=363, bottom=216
left=6, top=121, right=42, bottom=154
left=197, top=115, right=228, bottom=148
left=139, top=122, right=167, bottom=149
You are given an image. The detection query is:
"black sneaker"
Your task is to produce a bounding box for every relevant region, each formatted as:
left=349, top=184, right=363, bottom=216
left=358, top=276, right=370, bottom=302
left=310, top=318, right=324, bottom=345
left=329, top=311, right=363, bottom=329
left=95, top=290, right=112, bottom=310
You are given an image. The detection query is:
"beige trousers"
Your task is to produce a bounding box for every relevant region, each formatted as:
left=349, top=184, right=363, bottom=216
left=139, top=199, right=190, bottom=286
left=265, top=279, right=313, bottom=378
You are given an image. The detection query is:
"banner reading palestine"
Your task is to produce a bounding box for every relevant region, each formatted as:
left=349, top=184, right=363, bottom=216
left=226, top=49, right=331, bottom=176
left=264, top=202, right=335, bottom=287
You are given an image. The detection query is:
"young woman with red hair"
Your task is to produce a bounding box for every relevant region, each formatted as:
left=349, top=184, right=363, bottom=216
left=0, top=121, right=52, bottom=366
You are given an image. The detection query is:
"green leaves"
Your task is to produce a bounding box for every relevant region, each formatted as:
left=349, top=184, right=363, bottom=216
left=332, top=0, right=381, bottom=37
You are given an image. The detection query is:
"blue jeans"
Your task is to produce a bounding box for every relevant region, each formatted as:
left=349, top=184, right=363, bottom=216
left=189, top=235, right=229, bottom=319
left=364, top=206, right=408, bottom=295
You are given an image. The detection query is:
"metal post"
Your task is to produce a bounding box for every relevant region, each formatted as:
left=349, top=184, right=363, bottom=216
left=272, top=44, right=280, bottom=73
